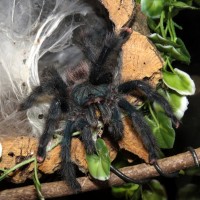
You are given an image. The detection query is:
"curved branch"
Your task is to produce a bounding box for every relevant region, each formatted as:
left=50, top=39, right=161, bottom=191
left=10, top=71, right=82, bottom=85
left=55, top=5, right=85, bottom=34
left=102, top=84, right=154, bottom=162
left=0, top=148, right=199, bottom=200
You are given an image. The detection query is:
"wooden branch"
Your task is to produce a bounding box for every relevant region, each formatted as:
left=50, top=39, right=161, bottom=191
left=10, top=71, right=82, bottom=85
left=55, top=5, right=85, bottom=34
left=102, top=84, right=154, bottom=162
left=0, top=148, right=199, bottom=200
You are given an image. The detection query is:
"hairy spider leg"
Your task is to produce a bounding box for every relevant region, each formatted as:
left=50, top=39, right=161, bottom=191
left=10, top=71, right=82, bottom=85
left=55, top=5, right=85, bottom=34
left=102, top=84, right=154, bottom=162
left=19, top=67, right=68, bottom=111
left=61, top=118, right=96, bottom=191
left=118, top=98, right=158, bottom=163
left=118, top=81, right=180, bottom=177
left=89, top=28, right=132, bottom=85
left=118, top=80, right=179, bottom=127
left=85, top=104, right=98, bottom=127
left=61, top=121, right=81, bottom=192
left=19, top=84, right=51, bottom=110
left=73, top=118, right=96, bottom=155
left=96, top=102, right=112, bottom=124
left=37, top=98, right=62, bottom=162
left=88, top=37, right=114, bottom=84
left=107, top=105, right=124, bottom=141
left=19, top=67, right=69, bottom=162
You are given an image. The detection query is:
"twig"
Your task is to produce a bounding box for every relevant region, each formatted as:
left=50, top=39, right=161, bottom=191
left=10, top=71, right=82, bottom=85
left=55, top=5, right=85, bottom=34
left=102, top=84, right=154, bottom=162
left=0, top=148, right=199, bottom=200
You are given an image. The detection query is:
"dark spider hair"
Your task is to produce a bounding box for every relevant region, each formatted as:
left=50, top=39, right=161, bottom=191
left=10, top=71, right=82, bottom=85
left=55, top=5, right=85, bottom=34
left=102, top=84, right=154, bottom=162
left=19, top=3, right=179, bottom=192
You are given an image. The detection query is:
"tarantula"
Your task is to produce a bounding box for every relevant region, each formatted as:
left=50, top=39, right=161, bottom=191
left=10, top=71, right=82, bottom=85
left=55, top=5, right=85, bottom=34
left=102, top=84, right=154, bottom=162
left=19, top=10, right=178, bottom=191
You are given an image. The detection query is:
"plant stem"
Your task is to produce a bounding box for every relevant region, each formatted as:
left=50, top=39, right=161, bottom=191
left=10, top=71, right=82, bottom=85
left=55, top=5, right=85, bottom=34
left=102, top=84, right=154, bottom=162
left=166, top=57, right=175, bottom=73
left=0, top=157, right=35, bottom=181
left=168, top=6, right=177, bottom=42
left=148, top=103, right=159, bottom=126
left=33, top=159, right=45, bottom=200
left=159, top=11, right=166, bottom=38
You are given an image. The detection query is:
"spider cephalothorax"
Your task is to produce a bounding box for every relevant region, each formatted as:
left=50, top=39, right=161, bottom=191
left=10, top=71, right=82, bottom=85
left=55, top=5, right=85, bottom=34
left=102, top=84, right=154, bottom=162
left=19, top=3, right=178, bottom=191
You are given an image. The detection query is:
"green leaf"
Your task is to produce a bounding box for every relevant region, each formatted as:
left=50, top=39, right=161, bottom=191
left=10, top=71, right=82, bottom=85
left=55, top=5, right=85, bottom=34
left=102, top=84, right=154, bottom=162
left=163, top=68, right=196, bottom=95
left=141, top=0, right=165, bottom=18
left=166, top=91, right=188, bottom=119
left=153, top=89, right=189, bottom=120
left=155, top=44, right=190, bottom=64
left=96, top=138, right=109, bottom=155
left=145, top=112, right=175, bottom=149
left=149, top=33, right=181, bottom=47
left=142, top=180, right=167, bottom=200
left=149, top=35, right=190, bottom=63
left=86, top=138, right=111, bottom=181
left=176, top=38, right=191, bottom=62
left=112, top=183, right=140, bottom=200
left=170, top=1, right=199, bottom=10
